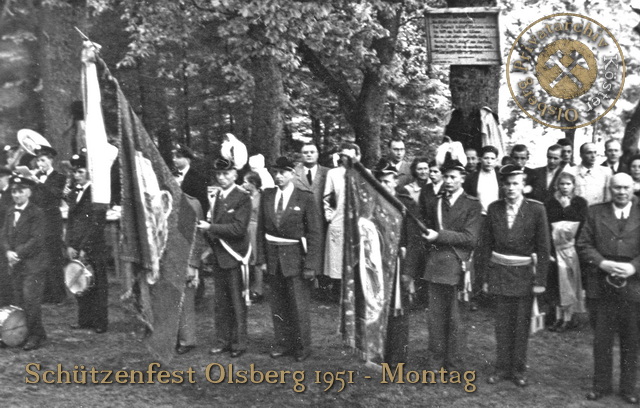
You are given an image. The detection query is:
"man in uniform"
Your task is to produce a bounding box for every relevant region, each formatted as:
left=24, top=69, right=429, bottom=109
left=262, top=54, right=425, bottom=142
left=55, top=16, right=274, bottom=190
left=257, top=157, right=321, bottom=362
left=1, top=176, right=48, bottom=350
left=32, top=145, right=67, bottom=304
left=0, top=167, right=15, bottom=307
left=477, top=164, right=550, bottom=387
left=65, top=154, right=109, bottom=333
left=577, top=173, right=640, bottom=404
left=197, top=158, right=251, bottom=357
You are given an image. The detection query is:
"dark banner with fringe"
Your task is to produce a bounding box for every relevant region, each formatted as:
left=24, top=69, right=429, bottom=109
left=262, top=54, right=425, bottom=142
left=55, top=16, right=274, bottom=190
left=341, top=161, right=404, bottom=366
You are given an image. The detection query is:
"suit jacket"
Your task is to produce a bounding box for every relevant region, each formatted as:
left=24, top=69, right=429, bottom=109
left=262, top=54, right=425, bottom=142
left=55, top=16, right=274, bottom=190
left=422, top=192, right=483, bottom=285
left=256, top=186, right=321, bottom=276
left=394, top=160, right=412, bottom=188
left=66, top=185, right=107, bottom=260
left=0, top=187, right=14, bottom=230
left=0, top=202, right=47, bottom=272
left=293, top=163, right=329, bottom=209
left=476, top=198, right=551, bottom=296
left=601, top=159, right=629, bottom=175
left=576, top=198, right=640, bottom=299
left=33, top=169, right=65, bottom=237
left=181, top=167, right=209, bottom=217
left=205, top=186, right=251, bottom=270
left=530, top=165, right=564, bottom=203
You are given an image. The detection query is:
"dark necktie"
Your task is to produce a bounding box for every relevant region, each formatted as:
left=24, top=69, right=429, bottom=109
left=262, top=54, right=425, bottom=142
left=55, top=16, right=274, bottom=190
left=611, top=164, right=615, bottom=173
left=444, top=196, right=451, bottom=211
left=307, top=169, right=313, bottom=186
left=275, top=193, right=284, bottom=227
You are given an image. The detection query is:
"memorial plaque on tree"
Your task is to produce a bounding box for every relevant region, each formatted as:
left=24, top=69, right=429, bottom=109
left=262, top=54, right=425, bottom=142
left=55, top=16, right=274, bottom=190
left=425, top=8, right=501, bottom=65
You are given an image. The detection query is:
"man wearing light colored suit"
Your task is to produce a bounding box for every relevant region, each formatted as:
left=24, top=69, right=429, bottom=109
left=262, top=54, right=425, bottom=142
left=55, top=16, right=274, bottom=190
left=257, top=156, right=322, bottom=362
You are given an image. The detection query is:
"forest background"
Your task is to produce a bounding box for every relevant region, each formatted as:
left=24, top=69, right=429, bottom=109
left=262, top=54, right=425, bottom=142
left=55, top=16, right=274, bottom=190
left=1, top=0, right=640, bottom=170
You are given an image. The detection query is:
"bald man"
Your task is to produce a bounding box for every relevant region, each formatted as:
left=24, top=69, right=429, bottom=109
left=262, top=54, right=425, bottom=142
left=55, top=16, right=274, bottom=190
left=577, top=173, right=640, bottom=404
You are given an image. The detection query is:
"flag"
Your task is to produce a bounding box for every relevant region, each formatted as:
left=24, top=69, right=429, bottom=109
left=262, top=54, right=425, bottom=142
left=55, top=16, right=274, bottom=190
left=341, top=160, right=405, bottom=366
left=111, top=73, right=205, bottom=363
left=81, top=41, right=118, bottom=204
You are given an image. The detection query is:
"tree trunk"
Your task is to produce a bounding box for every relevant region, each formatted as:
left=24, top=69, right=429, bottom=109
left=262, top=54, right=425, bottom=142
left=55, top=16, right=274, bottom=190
left=137, top=57, right=174, bottom=165
left=249, top=55, right=284, bottom=164
left=37, top=1, right=87, bottom=159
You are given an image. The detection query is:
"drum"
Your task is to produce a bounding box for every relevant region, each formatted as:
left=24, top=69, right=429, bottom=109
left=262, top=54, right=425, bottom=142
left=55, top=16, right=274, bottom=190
left=64, top=260, right=94, bottom=296
left=0, top=305, right=28, bottom=347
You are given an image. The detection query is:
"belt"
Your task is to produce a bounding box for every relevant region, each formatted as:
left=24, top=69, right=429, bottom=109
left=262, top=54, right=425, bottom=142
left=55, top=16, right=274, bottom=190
left=490, top=251, right=534, bottom=266
left=265, top=233, right=299, bottom=245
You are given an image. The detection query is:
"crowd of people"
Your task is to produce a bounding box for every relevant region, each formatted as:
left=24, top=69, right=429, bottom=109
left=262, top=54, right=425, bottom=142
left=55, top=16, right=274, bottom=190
left=1, top=133, right=639, bottom=404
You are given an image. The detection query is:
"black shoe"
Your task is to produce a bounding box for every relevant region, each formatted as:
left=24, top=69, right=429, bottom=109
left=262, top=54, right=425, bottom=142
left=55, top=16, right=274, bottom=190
left=176, top=345, right=196, bottom=355
left=586, top=389, right=611, bottom=401
left=209, top=345, right=231, bottom=355
left=294, top=349, right=311, bottom=362
left=70, top=324, right=92, bottom=330
left=23, top=336, right=44, bottom=351
left=486, top=370, right=511, bottom=384
left=269, top=347, right=291, bottom=359
left=621, top=394, right=640, bottom=404
left=512, top=374, right=528, bottom=387
left=548, top=320, right=564, bottom=332
left=230, top=349, right=246, bottom=358
left=94, top=327, right=107, bottom=334
left=249, top=292, right=264, bottom=303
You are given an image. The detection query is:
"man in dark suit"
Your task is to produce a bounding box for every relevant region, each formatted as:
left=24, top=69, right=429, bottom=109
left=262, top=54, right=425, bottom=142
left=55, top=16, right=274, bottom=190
left=32, top=145, right=67, bottom=304
left=197, top=158, right=251, bottom=357
left=381, top=139, right=412, bottom=188
left=477, top=164, right=551, bottom=387
left=463, top=145, right=501, bottom=214
left=577, top=173, right=640, bottom=404
left=65, top=154, right=109, bottom=333
left=257, top=156, right=321, bottom=362
left=530, top=144, right=564, bottom=203
left=173, top=144, right=209, bottom=216
left=1, top=176, right=48, bottom=350
left=510, top=144, right=536, bottom=198
left=0, top=167, right=14, bottom=307
left=601, top=139, right=628, bottom=175
left=420, top=159, right=483, bottom=370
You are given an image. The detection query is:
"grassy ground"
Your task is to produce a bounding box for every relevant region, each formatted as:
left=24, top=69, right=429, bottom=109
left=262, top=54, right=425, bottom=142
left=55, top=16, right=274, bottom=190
left=0, top=276, right=627, bottom=407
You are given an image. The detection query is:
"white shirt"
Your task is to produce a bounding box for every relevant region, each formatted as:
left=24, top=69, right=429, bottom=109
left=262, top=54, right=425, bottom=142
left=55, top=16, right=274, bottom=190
left=76, top=182, right=91, bottom=203
left=438, top=188, right=464, bottom=230
left=275, top=182, right=295, bottom=212
left=565, top=164, right=612, bottom=205
left=38, top=167, right=53, bottom=183
left=546, top=166, right=560, bottom=188
left=219, top=184, right=235, bottom=200
left=613, top=201, right=632, bottom=220
left=477, top=170, right=499, bottom=213
left=14, top=202, right=28, bottom=225
left=175, top=164, right=190, bottom=186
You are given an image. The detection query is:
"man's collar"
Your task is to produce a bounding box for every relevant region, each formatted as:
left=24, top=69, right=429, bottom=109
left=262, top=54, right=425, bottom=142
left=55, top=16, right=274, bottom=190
left=278, top=182, right=294, bottom=193
left=15, top=202, right=28, bottom=210
left=506, top=195, right=524, bottom=208
left=220, top=184, right=235, bottom=197
left=303, top=163, right=318, bottom=170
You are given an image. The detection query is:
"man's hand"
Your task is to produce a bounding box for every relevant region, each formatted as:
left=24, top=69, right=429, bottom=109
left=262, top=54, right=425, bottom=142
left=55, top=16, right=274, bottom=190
left=401, top=274, right=414, bottom=292
left=399, top=247, right=407, bottom=259
left=611, top=262, right=636, bottom=278
left=259, top=264, right=267, bottom=273
left=302, top=268, right=315, bottom=280
left=599, top=260, right=617, bottom=274
left=196, top=220, right=211, bottom=231
left=67, top=247, right=78, bottom=260
left=533, top=285, right=546, bottom=295
left=6, top=251, right=19, bottom=267
left=421, top=229, right=439, bottom=243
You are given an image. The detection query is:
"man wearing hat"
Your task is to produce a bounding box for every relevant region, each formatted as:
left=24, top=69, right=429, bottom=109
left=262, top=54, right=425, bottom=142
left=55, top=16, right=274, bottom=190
left=65, top=154, right=109, bottom=333
left=0, top=167, right=15, bottom=307
left=32, top=145, right=67, bottom=304
left=173, top=144, right=209, bottom=217
left=0, top=176, right=47, bottom=350
left=476, top=164, right=550, bottom=387
left=420, top=159, right=482, bottom=370
left=257, top=156, right=321, bottom=362
left=196, top=158, right=251, bottom=357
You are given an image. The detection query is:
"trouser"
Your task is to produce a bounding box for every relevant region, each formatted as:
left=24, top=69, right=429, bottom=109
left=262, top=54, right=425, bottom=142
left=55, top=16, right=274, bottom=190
left=43, top=235, right=66, bottom=304
left=11, top=264, right=46, bottom=339
left=212, top=266, right=247, bottom=351
left=428, top=282, right=466, bottom=368
left=494, top=294, right=533, bottom=375
left=0, top=257, right=13, bottom=307
left=178, top=285, right=196, bottom=346
left=592, top=297, right=639, bottom=395
left=268, top=260, right=312, bottom=352
left=76, top=257, right=108, bottom=330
